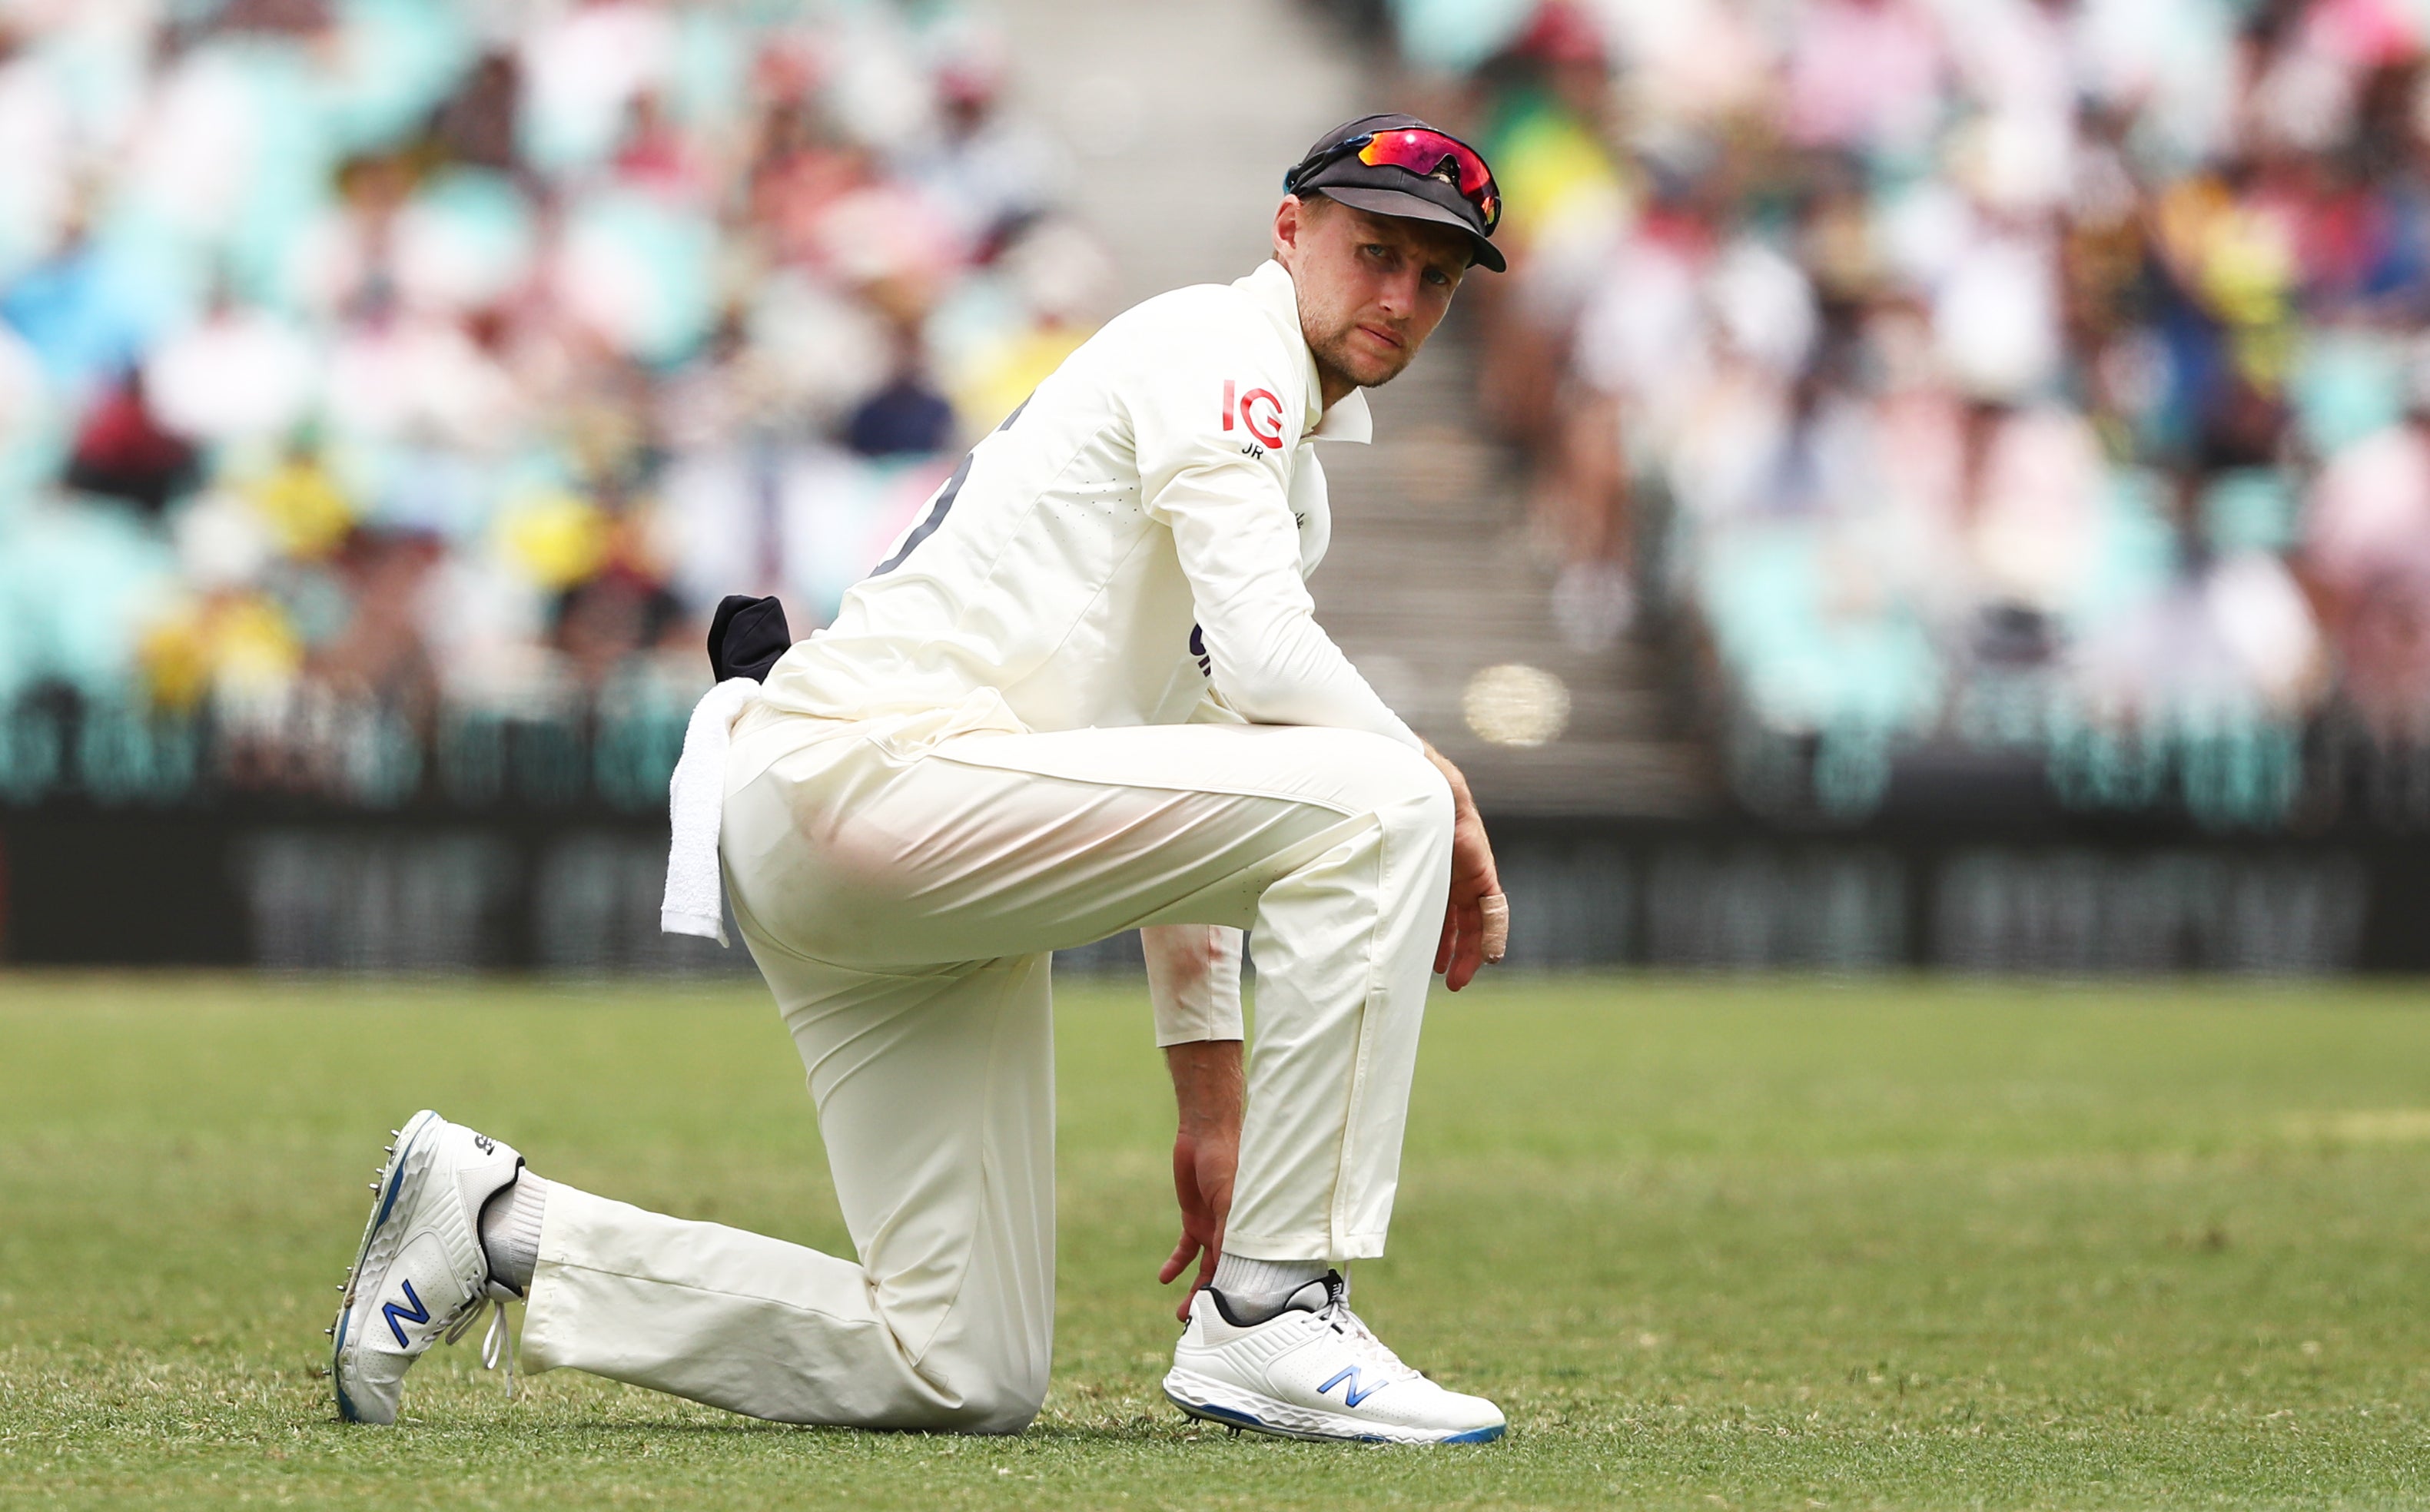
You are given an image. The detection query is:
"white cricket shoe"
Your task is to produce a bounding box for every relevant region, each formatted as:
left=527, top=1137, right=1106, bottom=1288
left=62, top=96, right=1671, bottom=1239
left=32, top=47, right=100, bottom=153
left=330, top=1109, right=523, bottom=1424
left=1164, top=1272, right=1505, bottom=1444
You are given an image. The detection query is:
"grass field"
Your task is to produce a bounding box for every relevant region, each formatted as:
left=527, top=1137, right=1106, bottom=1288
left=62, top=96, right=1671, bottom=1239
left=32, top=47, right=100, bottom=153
left=5, top=973, right=2430, bottom=1509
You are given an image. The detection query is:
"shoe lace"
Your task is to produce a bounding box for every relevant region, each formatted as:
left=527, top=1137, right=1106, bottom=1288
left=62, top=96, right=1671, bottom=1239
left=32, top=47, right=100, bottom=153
left=440, top=1290, right=517, bottom=1398
left=1313, top=1282, right=1418, bottom=1381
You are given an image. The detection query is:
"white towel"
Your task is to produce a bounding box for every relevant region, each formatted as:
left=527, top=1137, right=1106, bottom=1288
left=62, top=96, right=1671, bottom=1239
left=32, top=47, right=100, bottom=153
left=659, top=678, right=763, bottom=946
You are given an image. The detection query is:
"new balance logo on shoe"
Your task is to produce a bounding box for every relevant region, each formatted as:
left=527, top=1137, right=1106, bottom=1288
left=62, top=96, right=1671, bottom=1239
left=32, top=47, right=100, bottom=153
left=1318, top=1366, right=1386, bottom=1408
left=383, top=1280, right=431, bottom=1346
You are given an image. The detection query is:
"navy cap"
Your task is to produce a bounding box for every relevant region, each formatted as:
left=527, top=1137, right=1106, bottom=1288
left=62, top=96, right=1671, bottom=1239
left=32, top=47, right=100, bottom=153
left=1285, top=113, right=1506, bottom=273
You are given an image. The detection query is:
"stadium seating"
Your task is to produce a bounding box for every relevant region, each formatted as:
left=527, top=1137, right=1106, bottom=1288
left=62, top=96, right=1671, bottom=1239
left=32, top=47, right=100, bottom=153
left=1339, top=0, right=2430, bottom=827
left=0, top=0, right=1099, bottom=810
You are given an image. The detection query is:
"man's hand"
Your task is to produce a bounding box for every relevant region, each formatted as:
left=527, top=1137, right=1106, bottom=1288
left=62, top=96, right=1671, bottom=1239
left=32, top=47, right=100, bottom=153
left=1422, top=741, right=1502, bottom=991
left=1159, top=1038, right=1243, bottom=1322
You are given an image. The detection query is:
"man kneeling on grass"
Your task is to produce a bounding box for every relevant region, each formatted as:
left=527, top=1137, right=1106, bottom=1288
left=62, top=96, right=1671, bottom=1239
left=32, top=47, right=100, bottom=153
left=327, top=116, right=1513, bottom=1444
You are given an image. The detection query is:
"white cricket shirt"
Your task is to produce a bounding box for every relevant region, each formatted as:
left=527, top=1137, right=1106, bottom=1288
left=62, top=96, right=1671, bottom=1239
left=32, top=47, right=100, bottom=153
left=758, top=259, right=1419, bottom=751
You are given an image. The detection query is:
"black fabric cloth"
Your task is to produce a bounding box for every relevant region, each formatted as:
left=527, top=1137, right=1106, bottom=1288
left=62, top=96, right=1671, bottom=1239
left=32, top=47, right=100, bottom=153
left=708, top=594, right=792, bottom=683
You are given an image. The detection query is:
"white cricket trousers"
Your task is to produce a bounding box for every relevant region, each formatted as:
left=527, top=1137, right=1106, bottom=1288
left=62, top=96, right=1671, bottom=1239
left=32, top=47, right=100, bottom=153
left=517, top=703, right=1453, bottom=1432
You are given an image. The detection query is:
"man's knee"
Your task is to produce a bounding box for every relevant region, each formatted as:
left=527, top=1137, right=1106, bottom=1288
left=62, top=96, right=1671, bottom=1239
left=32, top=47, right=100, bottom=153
left=959, top=1377, right=1048, bottom=1434
left=897, top=1299, right=1051, bottom=1433
left=1343, top=737, right=1453, bottom=844
left=915, top=1361, right=1047, bottom=1434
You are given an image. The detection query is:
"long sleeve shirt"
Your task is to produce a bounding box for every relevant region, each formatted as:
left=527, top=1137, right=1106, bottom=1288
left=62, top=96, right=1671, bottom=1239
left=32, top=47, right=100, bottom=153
left=759, top=257, right=1416, bottom=751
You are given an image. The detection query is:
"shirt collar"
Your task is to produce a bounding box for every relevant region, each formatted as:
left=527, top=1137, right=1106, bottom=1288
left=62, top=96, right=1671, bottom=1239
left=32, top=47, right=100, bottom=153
left=1237, top=259, right=1373, bottom=446
left=1313, top=386, right=1371, bottom=443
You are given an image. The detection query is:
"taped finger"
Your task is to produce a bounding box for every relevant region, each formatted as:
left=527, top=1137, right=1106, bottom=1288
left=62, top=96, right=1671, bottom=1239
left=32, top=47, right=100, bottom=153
left=1479, top=893, right=1509, bottom=963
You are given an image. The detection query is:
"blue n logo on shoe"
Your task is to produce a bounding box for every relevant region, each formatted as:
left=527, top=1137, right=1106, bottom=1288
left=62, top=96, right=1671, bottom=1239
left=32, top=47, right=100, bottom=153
left=383, top=1279, right=430, bottom=1347
left=1317, top=1366, right=1386, bottom=1408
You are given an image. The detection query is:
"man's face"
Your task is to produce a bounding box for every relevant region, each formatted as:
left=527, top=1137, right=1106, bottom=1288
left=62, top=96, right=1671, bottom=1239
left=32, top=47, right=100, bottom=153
left=1273, top=195, right=1469, bottom=394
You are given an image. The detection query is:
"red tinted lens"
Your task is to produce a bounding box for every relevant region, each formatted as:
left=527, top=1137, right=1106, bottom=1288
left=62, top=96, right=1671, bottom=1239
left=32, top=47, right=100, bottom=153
left=1353, top=129, right=1499, bottom=226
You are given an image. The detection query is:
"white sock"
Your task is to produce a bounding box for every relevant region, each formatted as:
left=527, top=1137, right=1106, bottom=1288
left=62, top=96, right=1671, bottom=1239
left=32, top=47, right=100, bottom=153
left=1212, top=1255, right=1330, bottom=1321
left=477, top=1172, right=548, bottom=1296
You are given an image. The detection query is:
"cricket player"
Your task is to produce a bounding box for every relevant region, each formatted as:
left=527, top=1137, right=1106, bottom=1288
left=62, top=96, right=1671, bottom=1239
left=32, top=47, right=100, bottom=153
left=330, top=114, right=1513, bottom=1444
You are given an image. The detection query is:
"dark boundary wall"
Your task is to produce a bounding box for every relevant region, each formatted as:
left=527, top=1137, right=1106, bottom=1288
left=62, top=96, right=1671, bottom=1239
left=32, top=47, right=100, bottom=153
left=1489, top=822, right=2416, bottom=974
left=4, top=805, right=2425, bottom=973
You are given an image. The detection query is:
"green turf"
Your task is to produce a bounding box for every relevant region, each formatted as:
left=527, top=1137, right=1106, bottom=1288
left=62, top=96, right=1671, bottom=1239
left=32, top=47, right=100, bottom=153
left=6, top=973, right=2430, bottom=1508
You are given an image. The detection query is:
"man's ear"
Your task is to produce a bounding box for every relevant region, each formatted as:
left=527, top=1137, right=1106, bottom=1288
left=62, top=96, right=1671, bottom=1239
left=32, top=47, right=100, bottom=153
left=1272, top=194, right=1307, bottom=265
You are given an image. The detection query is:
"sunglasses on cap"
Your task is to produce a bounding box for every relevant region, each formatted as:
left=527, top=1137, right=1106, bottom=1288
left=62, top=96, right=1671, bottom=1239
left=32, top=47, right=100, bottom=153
left=1285, top=127, right=1502, bottom=234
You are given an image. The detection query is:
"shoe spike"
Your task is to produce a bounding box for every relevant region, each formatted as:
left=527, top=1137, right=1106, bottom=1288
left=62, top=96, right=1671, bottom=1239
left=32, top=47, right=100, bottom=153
left=369, top=1181, right=380, bottom=1190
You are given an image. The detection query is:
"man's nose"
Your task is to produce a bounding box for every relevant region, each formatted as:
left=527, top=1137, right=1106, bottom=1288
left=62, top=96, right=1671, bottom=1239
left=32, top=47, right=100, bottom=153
left=1376, top=269, right=1419, bottom=320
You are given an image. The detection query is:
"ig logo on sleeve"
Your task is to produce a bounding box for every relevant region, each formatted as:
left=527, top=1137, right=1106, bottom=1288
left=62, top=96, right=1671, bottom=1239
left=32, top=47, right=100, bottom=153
left=1221, top=380, right=1284, bottom=453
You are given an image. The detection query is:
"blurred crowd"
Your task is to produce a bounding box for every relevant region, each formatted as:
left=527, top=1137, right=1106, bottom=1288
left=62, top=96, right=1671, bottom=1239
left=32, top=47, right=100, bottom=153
left=1362, top=0, right=2430, bottom=811
left=0, top=0, right=1103, bottom=790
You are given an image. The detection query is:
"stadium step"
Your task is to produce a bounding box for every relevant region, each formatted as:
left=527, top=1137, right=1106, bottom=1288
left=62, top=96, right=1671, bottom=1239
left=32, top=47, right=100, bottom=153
left=992, top=0, right=1363, bottom=307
